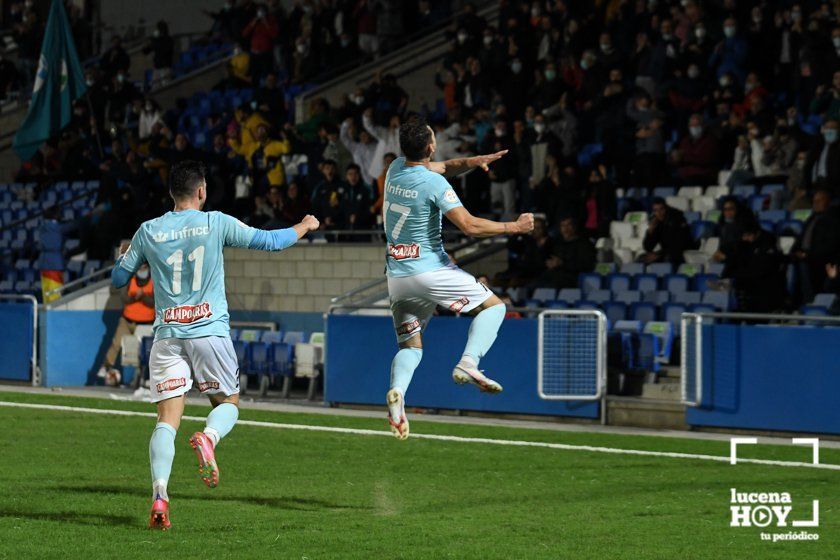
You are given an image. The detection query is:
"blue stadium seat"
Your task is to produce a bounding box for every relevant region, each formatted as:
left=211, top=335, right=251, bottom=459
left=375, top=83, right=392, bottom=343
left=630, top=302, right=657, bottom=323
left=606, top=273, right=632, bottom=293
left=557, top=288, right=582, bottom=304
left=545, top=300, right=569, bottom=309
left=574, top=301, right=599, bottom=310
left=642, top=290, right=670, bottom=305
left=282, top=331, right=305, bottom=345
left=690, top=304, right=717, bottom=314
left=644, top=321, right=674, bottom=368
left=705, top=262, right=724, bottom=275
left=684, top=211, right=701, bottom=224
left=579, top=272, right=602, bottom=295
left=663, top=303, right=687, bottom=327
left=613, top=320, right=643, bottom=333
left=614, top=290, right=642, bottom=305
left=603, top=301, right=627, bottom=325
left=646, top=263, right=673, bottom=277
left=694, top=273, right=720, bottom=292
left=636, top=332, right=659, bottom=372
left=249, top=342, right=271, bottom=376
left=270, top=342, right=294, bottom=376
left=619, top=263, right=645, bottom=276
left=260, top=331, right=284, bottom=343
left=691, top=221, right=717, bottom=241
left=812, top=293, right=836, bottom=308
left=232, top=340, right=250, bottom=371
left=664, top=274, right=690, bottom=294
left=702, top=291, right=730, bottom=311
left=229, top=329, right=240, bottom=341
left=800, top=305, right=828, bottom=317
left=733, top=185, right=756, bottom=198
left=672, top=291, right=702, bottom=305
left=140, top=337, right=155, bottom=370
left=587, top=289, right=612, bottom=304
left=634, top=273, right=658, bottom=292
left=776, top=220, right=803, bottom=236
left=748, top=194, right=769, bottom=213
left=653, top=186, right=676, bottom=198
left=759, top=210, right=787, bottom=224
left=531, top=287, right=556, bottom=303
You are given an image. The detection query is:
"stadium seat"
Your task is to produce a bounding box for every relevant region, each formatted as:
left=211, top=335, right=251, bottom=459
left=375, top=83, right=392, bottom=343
left=694, top=273, right=720, bottom=292
left=748, top=194, right=769, bottom=213
left=704, top=262, right=724, bottom=275
left=609, top=221, right=635, bottom=242
left=531, top=287, right=556, bottom=303
left=558, top=288, right=582, bottom=304
left=677, top=263, right=700, bottom=277
left=614, top=290, right=642, bottom=305
left=691, top=221, right=716, bottom=241
left=260, top=330, right=284, bottom=343
left=239, top=329, right=261, bottom=342
left=732, top=184, right=756, bottom=198
left=587, top=289, right=612, bottom=304
left=779, top=236, right=795, bottom=254
left=777, top=220, right=803, bottom=236
left=759, top=210, right=787, bottom=224
left=800, top=305, right=828, bottom=317
left=579, top=273, right=602, bottom=295
left=812, top=294, right=836, bottom=308
left=644, top=321, right=674, bottom=368
left=606, top=273, right=632, bottom=293
left=642, top=290, right=670, bottom=305
left=702, top=291, right=730, bottom=311
left=249, top=342, right=271, bottom=376
left=690, top=304, right=716, bottom=314
left=672, top=291, right=702, bottom=305
left=229, top=329, right=240, bottom=341
left=701, top=237, right=720, bottom=255
left=790, top=209, right=811, bottom=222
left=664, top=274, right=690, bottom=294
left=612, top=248, right=633, bottom=265
left=634, top=273, right=658, bottom=292
left=665, top=196, right=689, bottom=212
left=603, top=301, right=627, bottom=325
left=613, top=320, right=643, bottom=333
left=691, top=196, right=716, bottom=214
left=630, top=302, right=657, bottom=323
left=283, top=331, right=305, bottom=346
left=663, top=303, right=687, bottom=327
left=623, top=211, right=648, bottom=227
left=545, top=300, right=569, bottom=309
left=760, top=183, right=785, bottom=196
left=684, top=211, right=701, bottom=224
left=619, top=262, right=644, bottom=276
left=652, top=187, right=676, bottom=198
left=646, top=263, right=673, bottom=277
left=678, top=186, right=703, bottom=198
left=682, top=251, right=707, bottom=265
left=574, top=301, right=599, bottom=310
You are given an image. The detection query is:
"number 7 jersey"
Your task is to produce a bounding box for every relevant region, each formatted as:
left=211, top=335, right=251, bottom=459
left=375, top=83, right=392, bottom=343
left=119, top=209, right=259, bottom=341
left=383, top=157, right=463, bottom=277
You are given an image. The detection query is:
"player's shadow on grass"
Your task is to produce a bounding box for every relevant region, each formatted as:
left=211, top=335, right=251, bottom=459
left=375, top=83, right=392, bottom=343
left=53, top=484, right=370, bottom=512
left=0, top=508, right=135, bottom=527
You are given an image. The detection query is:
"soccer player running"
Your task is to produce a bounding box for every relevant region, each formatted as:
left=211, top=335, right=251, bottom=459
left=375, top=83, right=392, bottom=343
left=384, top=120, right=534, bottom=439
left=111, top=161, right=319, bottom=529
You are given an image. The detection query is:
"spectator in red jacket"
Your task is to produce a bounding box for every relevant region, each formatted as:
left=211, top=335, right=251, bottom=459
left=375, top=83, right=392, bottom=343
left=242, top=6, right=278, bottom=85
left=671, top=113, right=720, bottom=186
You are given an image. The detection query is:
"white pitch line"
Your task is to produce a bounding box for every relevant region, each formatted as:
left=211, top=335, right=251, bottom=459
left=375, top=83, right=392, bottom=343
left=3, top=400, right=839, bottom=472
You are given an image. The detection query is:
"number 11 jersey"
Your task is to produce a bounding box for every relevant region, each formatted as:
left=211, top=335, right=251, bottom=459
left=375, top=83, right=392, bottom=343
left=383, top=157, right=463, bottom=278
left=119, top=209, right=258, bottom=340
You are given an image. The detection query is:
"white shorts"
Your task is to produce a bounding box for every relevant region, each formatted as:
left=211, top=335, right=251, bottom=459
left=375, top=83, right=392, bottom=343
left=149, top=336, right=240, bottom=403
left=387, top=265, right=492, bottom=342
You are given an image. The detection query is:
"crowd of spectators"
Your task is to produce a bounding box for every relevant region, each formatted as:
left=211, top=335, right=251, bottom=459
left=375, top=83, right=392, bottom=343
left=10, top=0, right=840, bottom=313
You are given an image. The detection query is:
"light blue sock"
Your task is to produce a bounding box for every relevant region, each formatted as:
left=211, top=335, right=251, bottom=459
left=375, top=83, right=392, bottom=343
left=149, top=422, right=176, bottom=500
left=462, top=303, right=506, bottom=366
left=204, top=402, right=239, bottom=447
left=390, top=348, right=423, bottom=396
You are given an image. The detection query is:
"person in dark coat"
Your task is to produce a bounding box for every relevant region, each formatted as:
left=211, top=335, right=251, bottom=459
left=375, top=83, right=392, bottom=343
left=804, top=119, right=840, bottom=195
left=531, top=217, right=596, bottom=290
left=641, top=197, right=697, bottom=265
left=792, top=190, right=840, bottom=302
left=727, top=223, right=787, bottom=313
left=714, top=196, right=757, bottom=274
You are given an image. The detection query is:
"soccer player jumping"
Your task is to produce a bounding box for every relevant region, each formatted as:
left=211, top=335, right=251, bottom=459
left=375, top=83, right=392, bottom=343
left=383, top=120, right=534, bottom=440
left=111, top=161, right=319, bottom=529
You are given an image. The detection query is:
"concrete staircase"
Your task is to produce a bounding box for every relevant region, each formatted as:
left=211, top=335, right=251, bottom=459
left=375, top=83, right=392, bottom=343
left=606, top=367, right=687, bottom=429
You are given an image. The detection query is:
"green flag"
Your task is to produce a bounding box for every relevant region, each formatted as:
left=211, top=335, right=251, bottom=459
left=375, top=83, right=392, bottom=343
left=13, top=0, right=87, bottom=161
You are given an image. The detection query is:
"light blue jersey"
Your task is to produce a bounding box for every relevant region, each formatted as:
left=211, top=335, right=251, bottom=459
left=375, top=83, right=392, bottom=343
left=383, top=157, right=463, bottom=277
left=116, top=209, right=296, bottom=341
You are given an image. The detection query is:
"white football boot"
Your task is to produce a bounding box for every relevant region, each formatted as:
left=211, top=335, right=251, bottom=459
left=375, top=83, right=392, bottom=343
left=386, top=388, right=409, bottom=440
left=452, top=359, right=503, bottom=393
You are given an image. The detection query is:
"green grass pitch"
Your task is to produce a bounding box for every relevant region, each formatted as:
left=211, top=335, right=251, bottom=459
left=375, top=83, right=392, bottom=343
left=0, top=391, right=837, bottom=559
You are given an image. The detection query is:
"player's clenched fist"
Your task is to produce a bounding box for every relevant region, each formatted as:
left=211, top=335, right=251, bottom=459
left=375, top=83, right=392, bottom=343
left=301, top=214, right=320, bottom=232
left=515, top=213, right=535, bottom=234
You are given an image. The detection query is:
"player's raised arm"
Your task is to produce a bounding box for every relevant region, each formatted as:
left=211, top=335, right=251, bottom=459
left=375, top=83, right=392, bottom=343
left=426, top=150, right=508, bottom=177
left=445, top=206, right=534, bottom=238
left=221, top=212, right=320, bottom=251
left=112, top=236, right=145, bottom=288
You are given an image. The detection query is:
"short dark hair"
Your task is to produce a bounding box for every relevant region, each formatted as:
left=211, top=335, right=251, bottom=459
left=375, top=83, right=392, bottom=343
left=169, top=160, right=207, bottom=200
left=399, top=119, right=432, bottom=161
left=346, top=163, right=361, bottom=174
left=651, top=196, right=667, bottom=207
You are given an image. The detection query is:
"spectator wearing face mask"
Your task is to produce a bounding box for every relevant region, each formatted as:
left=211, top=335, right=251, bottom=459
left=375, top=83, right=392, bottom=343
left=242, top=6, right=278, bottom=85
left=142, top=21, right=174, bottom=86
left=810, top=71, right=840, bottom=123
left=98, top=261, right=155, bottom=382
left=627, top=92, right=666, bottom=186
left=710, top=17, right=748, bottom=84
left=713, top=197, right=756, bottom=267
left=340, top=118, right=378, bottom=185
left=671, top=113, right=720, bottom=186
left=785, top=151, right=811, bottom=211
left=138, top=99, right=162, bottom=140
left=101, top=35, right=130, bottom=80
left=804, top=119, right=840, bottom=194
left=362, top=108, right=401, bottom=180
left=481, top=117, right=517, bottom=218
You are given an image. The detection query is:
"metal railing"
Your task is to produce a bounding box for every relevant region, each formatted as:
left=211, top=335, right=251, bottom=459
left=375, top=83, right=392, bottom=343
left=680, top=311, right=840, bottom=408
left=44, top=264, right=114, bottom=302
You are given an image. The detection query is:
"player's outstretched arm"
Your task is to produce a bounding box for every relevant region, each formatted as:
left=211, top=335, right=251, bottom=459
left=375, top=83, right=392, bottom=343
left=445, top=207, right=534, bottom=238
left=426, top=150, right=508, bottom=177
left=246, top=215, right=320, bottom=251
left=111, top=241, right=140, bottom=288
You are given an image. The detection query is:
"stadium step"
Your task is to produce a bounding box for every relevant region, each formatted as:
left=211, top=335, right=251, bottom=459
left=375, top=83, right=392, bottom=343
left=640, top=381, right=681, bottom=401
left=606, top=397, right=686, bottom=430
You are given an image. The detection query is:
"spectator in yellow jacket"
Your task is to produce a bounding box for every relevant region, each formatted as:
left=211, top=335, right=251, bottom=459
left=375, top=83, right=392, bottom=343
left=228, top=123, right=291, bottom=189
